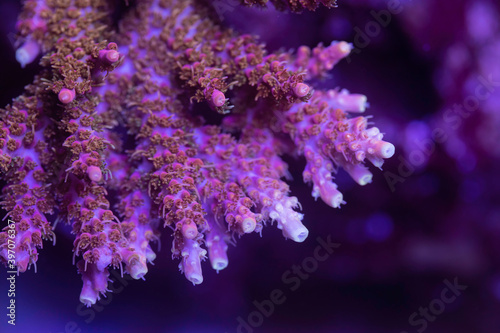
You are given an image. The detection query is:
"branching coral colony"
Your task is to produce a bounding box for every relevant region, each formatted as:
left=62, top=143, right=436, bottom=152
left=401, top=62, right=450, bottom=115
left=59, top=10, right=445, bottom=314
left=0, top=0, right=395, bottom=306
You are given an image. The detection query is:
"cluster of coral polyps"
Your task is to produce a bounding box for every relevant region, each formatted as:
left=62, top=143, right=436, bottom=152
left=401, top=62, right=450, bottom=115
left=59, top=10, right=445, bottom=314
left=0, top=0, right=394, bottom=306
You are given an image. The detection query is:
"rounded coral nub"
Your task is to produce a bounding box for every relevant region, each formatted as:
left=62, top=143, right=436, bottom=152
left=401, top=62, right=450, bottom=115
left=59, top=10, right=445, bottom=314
left=58, top=88, right=76, bottom=104
left=127, top=257, right=148, bottom=280
left=337, top=41, right=351, bottom=55
left=99, top=49, right=120, bottom=64
left=376, top=142, right=396, bottom=159
left=180, top=240, right=206, bottom=285
left=209, top=246, right=228, bottom=272
left=317, top=182, right=343, bottom=208
left=286, top=225, right=309, bottom=243
left=241, top=217, right=257, bottom=233
left=182, top=223, right=198, bottom=239
left=15, top=40, right=40, bottom=68
left=211, top=89, right=226, bottom=107
left=105, top=50, right=120, bottom=63
left=87, top=165, right=103, bottom=182
left=294, top=83, right=311, bottom=97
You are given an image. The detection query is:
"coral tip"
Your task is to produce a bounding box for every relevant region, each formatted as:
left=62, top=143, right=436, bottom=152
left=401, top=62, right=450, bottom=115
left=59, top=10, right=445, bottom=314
left=294, top=83, right=310, bottom=97
left=87, top=166, right=102, bottom=182
left=182, top=223, right=199, bottom=239
left=58, top=88, right=76, bottom=104
left=211, top=90, right=226, bottom=107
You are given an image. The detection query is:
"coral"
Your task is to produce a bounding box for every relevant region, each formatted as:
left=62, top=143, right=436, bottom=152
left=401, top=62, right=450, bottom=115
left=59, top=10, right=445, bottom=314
left=241, top=0, right=338, bottom=12
left=0, top=0, right=393, bottom=306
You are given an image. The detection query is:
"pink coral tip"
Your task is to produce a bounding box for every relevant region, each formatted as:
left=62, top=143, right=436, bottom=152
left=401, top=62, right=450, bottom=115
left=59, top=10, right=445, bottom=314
left=15, top=40, right=40, bottom=68
left=180, top=239, right=206, bottom=285
left=241, top=217, right=256, bottom=234
left=314, top=181, right=343, bottom=208
left=99, top=49, right=120, bottom=64
left=344, top=163, right=373, bottom=186
left=77, top=262, right=109, bottom=307
left=271, top=199, right=309, bottom=242
left=294, top=83, right=311, bottom=97
left=58, top=88, right=76, bottom=104
left=336, top=41, right=352, bottom=56
left=374, top=142, right=395, bottom=159
left=280, top=215, right=309, bottom=243
left=207, top=235, right=228, bottom=272
left=211, top=89, right=226, bottom=107
left=339, top=93, right=368, bottom=112
left=127, top=257, right=148, bottom=280
left=106, top=50, right=120, bottom=63
left=87, top=165, right=103, bottom=182
left=182, top=223, right=198, bottom=239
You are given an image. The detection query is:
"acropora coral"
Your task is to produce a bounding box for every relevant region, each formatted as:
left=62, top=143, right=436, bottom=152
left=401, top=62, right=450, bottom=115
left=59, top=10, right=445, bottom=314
left=0, top=0, right=394, bottom=306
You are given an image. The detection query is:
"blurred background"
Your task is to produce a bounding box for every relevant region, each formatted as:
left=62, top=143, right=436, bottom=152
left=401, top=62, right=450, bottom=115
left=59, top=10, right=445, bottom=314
left=1, top=0, right=500, bottom=332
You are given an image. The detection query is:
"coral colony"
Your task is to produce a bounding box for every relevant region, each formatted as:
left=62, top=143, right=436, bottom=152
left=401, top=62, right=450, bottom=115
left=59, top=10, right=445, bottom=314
left=0, top=0, right=394, bottom=306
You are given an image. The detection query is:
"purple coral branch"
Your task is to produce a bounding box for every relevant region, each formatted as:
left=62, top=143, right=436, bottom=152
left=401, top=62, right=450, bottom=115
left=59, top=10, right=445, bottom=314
left=0, top=0, right=394, bottom=305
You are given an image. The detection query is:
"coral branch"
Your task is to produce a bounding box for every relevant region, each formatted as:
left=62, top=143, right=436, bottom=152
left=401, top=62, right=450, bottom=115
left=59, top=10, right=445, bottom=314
left=0, top=0, right=395, bottom=304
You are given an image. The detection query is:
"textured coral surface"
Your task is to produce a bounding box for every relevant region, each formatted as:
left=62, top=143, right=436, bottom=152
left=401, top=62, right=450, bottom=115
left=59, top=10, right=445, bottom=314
left=2, top=0, right=499, bottom=333
left=0, top=0, right=392, bottom=307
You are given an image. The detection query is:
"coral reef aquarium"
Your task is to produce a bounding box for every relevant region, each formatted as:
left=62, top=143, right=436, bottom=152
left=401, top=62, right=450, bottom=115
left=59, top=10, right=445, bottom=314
left=0, top=0, right=499, bottom=332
